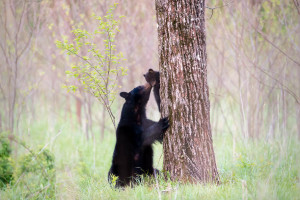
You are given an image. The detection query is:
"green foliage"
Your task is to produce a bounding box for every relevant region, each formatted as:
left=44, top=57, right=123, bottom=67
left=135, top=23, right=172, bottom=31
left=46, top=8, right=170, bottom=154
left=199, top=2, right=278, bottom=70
left=56, top=3, right=127, bottom=126
left=1, top=112, right=299, bottom=199
left=259, top=0, right=288, bottom=35
left=109, top=174, right=118, bottom=188
left=16, top=147, right=56, bottom=198
left=0, top=134, right=14, bottom=189
left=18, top=148, right=55, bottom=175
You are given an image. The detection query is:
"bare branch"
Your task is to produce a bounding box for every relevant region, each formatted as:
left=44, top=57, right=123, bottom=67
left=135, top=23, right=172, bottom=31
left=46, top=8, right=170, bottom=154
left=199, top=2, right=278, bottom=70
left=293, top=0, right=300, bottom=15
left=243, top=14, right=300, bottom=67
left=206, top=0, right=234, bottom=19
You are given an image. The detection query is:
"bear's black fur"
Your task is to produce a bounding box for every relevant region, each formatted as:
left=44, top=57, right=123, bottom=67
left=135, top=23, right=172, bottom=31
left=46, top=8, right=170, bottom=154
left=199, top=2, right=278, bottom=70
left=108, top=83, right=169, bottom=187
left=144, top=69, right=160, bottom=112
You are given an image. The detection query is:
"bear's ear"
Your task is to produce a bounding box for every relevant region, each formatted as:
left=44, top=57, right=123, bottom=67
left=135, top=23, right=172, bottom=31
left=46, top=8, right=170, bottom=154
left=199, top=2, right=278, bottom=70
left=120, top=92, right=130, bottom=99
left=149, top=69, right=154, bottom=73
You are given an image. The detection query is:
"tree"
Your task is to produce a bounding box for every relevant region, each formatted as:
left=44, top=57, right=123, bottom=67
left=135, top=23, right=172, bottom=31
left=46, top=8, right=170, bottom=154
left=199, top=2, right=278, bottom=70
left=155, top=0, right=219, bottom=183
left=0, top=0, right=44, bottom=133
left=56, top=3, right=127, bottom=128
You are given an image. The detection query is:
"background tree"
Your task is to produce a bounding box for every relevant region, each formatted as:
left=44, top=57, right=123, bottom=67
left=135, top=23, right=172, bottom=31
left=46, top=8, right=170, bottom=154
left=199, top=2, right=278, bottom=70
left=156, top=0, right=219, bottom=183
left=0, top=0, right=299, bottom=198
left=56, top=3, right=127, bottom=128
left=0, top=0, right=44, bottom=133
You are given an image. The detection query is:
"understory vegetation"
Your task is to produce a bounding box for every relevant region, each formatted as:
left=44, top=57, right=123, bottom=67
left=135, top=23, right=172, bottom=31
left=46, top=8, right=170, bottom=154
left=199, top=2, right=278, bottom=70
left=0, top=108, right=299, bottom=200
left=0, top=0, right=299, bottom=199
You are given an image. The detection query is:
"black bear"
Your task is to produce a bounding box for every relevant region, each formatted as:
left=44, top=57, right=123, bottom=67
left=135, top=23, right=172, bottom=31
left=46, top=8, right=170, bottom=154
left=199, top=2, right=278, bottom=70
left=144, top=69, right=160, bottom=112
left=108, top=83, right=169, bottom=187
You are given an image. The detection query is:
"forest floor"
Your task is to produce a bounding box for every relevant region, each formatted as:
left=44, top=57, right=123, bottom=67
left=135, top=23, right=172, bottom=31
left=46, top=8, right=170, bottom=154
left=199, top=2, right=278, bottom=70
left=1, top=115, right=299, bottom=200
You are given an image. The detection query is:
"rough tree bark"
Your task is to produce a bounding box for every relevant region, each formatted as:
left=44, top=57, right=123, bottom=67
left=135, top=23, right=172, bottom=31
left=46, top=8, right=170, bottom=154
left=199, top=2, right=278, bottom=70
left=155, top=0, right=219, bottom=183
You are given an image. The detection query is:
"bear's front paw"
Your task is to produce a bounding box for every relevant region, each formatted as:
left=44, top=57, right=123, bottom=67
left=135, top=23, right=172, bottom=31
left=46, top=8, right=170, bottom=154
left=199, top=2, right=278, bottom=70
left=159, top=117, right=169, bottom=133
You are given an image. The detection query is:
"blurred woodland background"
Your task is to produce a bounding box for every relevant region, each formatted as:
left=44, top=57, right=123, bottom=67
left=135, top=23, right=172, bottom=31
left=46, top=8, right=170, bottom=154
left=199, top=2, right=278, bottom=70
left=1, top=0, right=299, bottom=139
left=0, top=0, right=299, bottom=199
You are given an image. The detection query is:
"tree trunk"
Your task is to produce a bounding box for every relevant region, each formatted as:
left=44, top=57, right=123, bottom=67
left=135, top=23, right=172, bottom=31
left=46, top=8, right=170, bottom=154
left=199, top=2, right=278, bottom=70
left=156, top=0, right=219, bottom=183
left=76, top=97, right=82, bottom=126
left=100, top=104, right=106, bottom=140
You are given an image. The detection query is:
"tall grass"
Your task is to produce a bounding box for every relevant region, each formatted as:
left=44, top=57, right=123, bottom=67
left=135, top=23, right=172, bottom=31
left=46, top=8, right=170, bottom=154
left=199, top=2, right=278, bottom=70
left=0, top=110, right=299, bottom=200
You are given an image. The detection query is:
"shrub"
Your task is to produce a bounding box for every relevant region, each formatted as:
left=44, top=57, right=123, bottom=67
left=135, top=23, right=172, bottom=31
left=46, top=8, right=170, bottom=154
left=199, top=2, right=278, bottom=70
left=0, top=134, right=14, bottom=189
left=17, top=147, right=56, bottom=198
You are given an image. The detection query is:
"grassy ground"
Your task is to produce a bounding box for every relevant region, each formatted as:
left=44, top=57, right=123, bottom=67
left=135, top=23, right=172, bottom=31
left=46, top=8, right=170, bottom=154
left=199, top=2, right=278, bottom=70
left=0, top=113, right=299, bottom=200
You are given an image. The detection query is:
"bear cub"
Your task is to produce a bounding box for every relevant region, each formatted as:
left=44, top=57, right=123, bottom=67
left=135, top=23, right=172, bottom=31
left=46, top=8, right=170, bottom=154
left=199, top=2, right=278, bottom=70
left=108, top=83, right=169, bottom=187
left=144, top=69, right=160, bottom=111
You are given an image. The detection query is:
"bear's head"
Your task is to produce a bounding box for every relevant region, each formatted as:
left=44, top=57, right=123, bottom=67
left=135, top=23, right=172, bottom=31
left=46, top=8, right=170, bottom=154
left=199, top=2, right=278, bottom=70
left=120, top=83, right=152, bottom=113
left=143, top=69, right=159, bottom=87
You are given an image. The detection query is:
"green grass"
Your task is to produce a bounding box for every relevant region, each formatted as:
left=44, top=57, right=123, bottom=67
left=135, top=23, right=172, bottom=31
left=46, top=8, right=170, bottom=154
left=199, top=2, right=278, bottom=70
left=0, top=113, right=299, bottom=200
